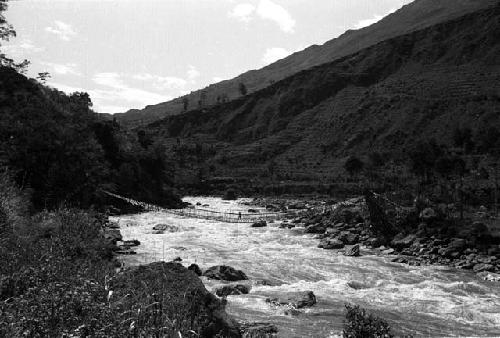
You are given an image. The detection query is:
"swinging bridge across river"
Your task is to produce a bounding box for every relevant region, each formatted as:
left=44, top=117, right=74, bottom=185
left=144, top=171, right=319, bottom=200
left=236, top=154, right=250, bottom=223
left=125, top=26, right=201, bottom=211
left=103, top=191, right=283, bottom=223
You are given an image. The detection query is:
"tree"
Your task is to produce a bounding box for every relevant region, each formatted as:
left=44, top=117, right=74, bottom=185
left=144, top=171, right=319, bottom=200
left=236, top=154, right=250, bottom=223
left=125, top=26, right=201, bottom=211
left=408, top=139, right=443, bottom=183
left=476, top=126, right=500, bottom=154
left=238, top=82, right=247, bottom=96
left=0, top=0, right=15, bottom=44
left=182, top=97, right=188, bottom=111
left=452, top=126, right=474, bottom=153
left=0, top=0, right=29, bottom=73
left=36, top=72, right=51, bottom=84
left=198, top=90, right=207, bottom=108
left=344, top=156, right=364, bottom=178
left=476, top=127, right=500, bottom=215
left=369, top=151, right=385, bottom=168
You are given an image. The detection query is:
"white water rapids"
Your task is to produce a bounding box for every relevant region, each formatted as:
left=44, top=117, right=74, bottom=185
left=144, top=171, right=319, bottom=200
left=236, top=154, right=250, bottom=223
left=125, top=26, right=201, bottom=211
left=111, top=197, right=500, bottom=337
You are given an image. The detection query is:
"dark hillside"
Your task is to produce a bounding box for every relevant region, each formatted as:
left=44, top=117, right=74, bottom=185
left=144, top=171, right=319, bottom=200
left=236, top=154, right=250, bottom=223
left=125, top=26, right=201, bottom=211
left=145, top=4, right=500, bottom=187
left=115, top=0, right=498, bottom=127
left=0, top=67, right=181, bottom=210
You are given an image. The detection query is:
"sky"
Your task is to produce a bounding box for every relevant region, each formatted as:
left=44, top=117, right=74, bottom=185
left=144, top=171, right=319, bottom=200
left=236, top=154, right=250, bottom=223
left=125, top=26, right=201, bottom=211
left=3, top=0, right=412, bottom=114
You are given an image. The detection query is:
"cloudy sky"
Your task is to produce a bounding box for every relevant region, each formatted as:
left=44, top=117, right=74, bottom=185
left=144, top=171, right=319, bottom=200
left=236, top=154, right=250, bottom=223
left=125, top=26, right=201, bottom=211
left=3, top=0, right=412, bottom=114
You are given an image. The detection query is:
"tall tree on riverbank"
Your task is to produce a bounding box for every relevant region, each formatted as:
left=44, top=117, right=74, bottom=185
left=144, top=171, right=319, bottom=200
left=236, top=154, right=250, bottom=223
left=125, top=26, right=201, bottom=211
left=0, top=0, right=29, bottom=72
left=344, top=156, right=364, bottom=178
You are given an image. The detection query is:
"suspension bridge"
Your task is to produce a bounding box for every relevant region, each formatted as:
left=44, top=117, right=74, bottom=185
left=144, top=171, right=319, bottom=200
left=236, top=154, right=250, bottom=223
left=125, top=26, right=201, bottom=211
left=102, top=191, right=283, bottom=223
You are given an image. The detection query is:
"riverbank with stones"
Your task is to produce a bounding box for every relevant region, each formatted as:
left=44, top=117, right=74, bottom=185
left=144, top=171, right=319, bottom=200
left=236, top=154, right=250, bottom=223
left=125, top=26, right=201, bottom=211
left=103, top=215, right=280, bottom=337
left=253, top=196, right=500, bottom=282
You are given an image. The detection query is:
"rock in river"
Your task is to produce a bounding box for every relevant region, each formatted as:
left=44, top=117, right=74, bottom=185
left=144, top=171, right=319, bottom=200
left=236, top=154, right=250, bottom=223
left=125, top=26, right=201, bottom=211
left=103, top=228, right=122, bottom=243
left=251, top=220, right=267, bottom=228
left=344, top=244, right=360, bottom=257
left=337, top=231, right=359, bottom=245
left=266, top=291, right=316, bottom=309
left=216, top=284, right=250, bottom=297
left=153, top=223, right=179, bottom=233
left=318, top=238, right=344, bottom=250
left=203, top=265, right=248, bottom=281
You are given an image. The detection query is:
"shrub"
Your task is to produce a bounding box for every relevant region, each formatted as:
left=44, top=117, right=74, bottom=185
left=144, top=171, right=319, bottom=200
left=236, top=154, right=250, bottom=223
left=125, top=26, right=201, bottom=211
left=343, top=304, right=393, bottom=338
left=0, top=170, right=30, bottom=237
left=223, top=188, right=238, bottom=200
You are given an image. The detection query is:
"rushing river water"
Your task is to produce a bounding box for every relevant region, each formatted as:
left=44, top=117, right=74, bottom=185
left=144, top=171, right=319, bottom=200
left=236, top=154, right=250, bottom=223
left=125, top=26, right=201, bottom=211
left=111, top=197, right=500, bottom=338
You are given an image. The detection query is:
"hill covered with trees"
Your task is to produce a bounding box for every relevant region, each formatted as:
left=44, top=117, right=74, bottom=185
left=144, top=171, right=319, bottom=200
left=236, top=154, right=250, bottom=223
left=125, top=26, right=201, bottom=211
left=0, top=66, right=182, bottom=211
left=139, top=3, right=499, bottom=200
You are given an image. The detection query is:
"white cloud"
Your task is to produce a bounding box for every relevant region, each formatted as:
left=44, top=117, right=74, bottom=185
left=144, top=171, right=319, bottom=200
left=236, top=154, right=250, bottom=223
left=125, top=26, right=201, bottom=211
left=93, top=72, right=123, bottom=88
left=212, top=76, right=225, bottom=83
left=228, top=3, right=256, bottom=23
left=228, top=0, right=295, bottom=33
left=261, top=47, right=290, bottom=65
left=89, top=73, right=171, bottom=113
left=2, top=39, right=44, bottom=57
left=41, top=62, right=82, bottom=76
left=353, top=7, right=397, bottom=29
left=132, top=73, right=187, bottom=91
left=256, top=0, right=295, bottom=33
left=187, top=65, right=200, bottom=81
left=45, top=20, right=77, bottom=41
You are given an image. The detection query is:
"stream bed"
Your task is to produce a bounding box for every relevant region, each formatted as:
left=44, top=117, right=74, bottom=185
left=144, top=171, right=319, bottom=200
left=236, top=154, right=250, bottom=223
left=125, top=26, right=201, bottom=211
left=111, top=197, right=500, bottom=337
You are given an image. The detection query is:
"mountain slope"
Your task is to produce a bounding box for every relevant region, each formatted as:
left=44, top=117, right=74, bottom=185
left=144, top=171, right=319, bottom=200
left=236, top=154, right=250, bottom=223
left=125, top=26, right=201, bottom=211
left=115, top=0, right=499, bottom=127
left=144, top=4, right=500, bottom=184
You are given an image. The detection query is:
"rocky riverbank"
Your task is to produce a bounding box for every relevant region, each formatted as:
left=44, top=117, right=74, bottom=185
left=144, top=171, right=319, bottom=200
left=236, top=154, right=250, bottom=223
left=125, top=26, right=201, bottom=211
left=256, top=194, right=500, bottom=282
left=110, top=217, right=280, bottom=337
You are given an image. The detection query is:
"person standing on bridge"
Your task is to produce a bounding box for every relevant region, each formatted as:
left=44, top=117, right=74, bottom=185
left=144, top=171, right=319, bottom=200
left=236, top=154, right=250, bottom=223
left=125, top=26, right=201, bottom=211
left=238, top=211, right=242, bottom=219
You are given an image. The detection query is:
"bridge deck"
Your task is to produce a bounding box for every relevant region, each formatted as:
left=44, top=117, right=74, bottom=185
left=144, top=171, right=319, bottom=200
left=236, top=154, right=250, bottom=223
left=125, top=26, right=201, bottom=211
left=103, top=191, right=281, bottom=223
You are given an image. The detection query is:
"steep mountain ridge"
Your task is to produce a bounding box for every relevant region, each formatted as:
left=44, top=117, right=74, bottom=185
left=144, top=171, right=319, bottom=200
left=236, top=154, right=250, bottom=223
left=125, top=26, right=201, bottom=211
left=115, top=0, right=499, bottom=127
left=145, top=4, right=500, bottom=183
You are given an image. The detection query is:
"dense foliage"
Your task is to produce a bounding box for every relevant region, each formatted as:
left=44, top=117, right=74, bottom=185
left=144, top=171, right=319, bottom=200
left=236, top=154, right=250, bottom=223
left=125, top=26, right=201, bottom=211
left=0, top=174, right=233, bottom=337
left=0, top=66, right=181, bottom=210
left=343, top=304, right=393, bottom=338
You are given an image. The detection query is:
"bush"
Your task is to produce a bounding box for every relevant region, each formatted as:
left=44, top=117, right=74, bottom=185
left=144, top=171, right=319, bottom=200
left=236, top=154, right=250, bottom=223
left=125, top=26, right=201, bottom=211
left=223, top=188, right=238, bottom=200
left=343, top=304, right=393, bottom=338
left=0, top=170, right=30, bottom=237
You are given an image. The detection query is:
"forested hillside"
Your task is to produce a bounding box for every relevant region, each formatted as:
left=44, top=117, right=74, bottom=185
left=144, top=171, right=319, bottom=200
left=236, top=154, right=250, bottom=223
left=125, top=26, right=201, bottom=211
left=142, top=4, right=500, bottom=193
left=0, top=66, right=181, bottom=210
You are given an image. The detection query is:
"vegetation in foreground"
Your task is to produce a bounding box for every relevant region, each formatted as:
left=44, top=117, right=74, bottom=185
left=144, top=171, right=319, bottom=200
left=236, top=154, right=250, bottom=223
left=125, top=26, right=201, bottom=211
left=0, top=172, right=238, bottom=337
left=343, top=304, right=393, bottom=338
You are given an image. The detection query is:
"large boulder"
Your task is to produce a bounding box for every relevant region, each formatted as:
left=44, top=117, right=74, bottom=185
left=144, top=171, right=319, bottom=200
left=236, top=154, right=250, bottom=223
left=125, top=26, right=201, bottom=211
left=337, top=231, right=359, bottom=245
left=390, top=233, right=416, bottom=250
left=420, top=208, right=437, bottom=221
left=448, top=238, right=467, bottom=252
left=103, top=228, right=122, bottom=243
left=473, top=263, right=495, bottom=273
left=318, top=238, right=344, bottom=250
left=188, top=264, right=202, bottom=276
left=203, top=266, right=248, bottom=281
left=305, top=223, right=326, bottom=234
left=325, top=228, right=340, bottom=237
left=152, top=223, right=179, bottom=234
left=477, top=271, right=500, bottom=282
left=239, top=322, right=278, bottom=338
left=251, top=221, right=267, bottom=228
left=364, top=191, right=397, bottom=239
left=216, top=285, right=250, bottom=297
left=266, top=291, right=316, bottom=309
left=110, top=262, right=241, bottom=337
left=344, top=244, right=360, bottom=257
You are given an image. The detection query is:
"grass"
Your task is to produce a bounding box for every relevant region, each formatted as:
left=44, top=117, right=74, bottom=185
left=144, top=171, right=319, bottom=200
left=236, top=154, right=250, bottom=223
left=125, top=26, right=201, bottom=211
left=343, top=304, right=394, bottom=338
left=0, top=173, right=238, bottom=337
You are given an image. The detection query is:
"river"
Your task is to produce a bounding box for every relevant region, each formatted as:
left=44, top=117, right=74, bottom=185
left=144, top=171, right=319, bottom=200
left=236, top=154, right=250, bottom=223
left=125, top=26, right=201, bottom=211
left=111, top=197, right=500, bottom=337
